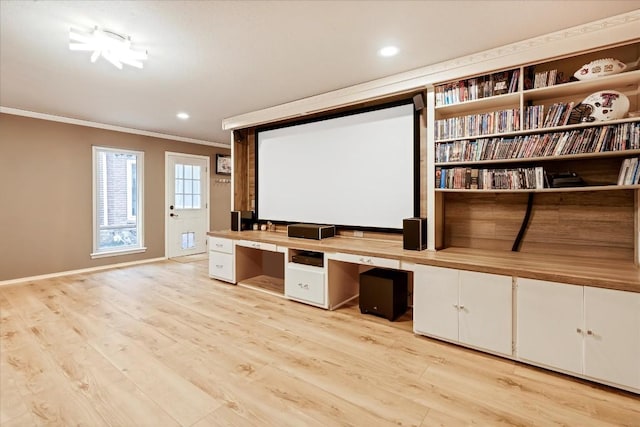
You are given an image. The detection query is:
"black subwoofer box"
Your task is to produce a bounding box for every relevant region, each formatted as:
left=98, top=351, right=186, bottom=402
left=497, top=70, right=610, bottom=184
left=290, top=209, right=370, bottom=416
left=359, top=268, right=408, bottom=321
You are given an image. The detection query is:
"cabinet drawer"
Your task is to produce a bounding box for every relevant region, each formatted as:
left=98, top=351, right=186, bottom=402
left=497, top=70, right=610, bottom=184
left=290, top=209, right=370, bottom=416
left=209, top=252, right=234, bottom=282
left=285, top=263, right=325, bottom=306
left=330, top=252, right=399, bottom=269
left=209, top=237, right=233, bottom=254
left=236, top=240, right=277, bottom=252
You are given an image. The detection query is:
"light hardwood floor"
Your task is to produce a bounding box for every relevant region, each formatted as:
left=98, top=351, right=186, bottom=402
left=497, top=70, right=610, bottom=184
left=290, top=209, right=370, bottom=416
left=1, top=259, right=638, bottom=426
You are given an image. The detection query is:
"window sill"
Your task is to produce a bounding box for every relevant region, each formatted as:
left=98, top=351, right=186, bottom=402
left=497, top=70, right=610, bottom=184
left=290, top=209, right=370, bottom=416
left=90, top=247, right=147, bottom=260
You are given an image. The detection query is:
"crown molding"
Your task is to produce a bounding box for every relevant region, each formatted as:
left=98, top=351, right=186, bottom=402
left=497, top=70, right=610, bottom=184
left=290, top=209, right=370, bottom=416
left=223, top=10, right=640, bottom=131
left=0, top=106, right=230, bottom=149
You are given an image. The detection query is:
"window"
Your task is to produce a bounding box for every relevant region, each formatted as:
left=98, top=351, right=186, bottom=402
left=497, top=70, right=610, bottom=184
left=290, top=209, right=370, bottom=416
left=92, top=146, right=145, bottom=258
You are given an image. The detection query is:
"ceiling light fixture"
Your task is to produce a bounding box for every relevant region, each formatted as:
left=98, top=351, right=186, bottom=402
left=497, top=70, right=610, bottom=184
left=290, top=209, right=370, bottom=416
left=379, top=46, right=399, bottom=57
left=69, top=26, right=148, bottom=69
left=177, top=112, right=190, bottom=120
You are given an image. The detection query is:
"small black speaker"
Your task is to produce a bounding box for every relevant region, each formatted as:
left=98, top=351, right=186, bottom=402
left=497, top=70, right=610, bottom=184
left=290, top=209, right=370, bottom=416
left=403, top=217, right=427, bottom=251
left=230, top=211, right=241, bottom=231
left=230, top=210, right=254, bottom=231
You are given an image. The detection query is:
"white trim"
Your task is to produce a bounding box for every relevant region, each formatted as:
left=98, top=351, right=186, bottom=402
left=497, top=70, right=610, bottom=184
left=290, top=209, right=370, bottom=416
left=0, top=106, right=230, bottom=148
left=101, top=151, right=108, bottom=226
left=126, top=158, right=137, bottom=221
left=222, top=10, right=640, bottom=131
left=90, top=247, right=148, bottom=259
left=0, top=257, right=166, bottom=287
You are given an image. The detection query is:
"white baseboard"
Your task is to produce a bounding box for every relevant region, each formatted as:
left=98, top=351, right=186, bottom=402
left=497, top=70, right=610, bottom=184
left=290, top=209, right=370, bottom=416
left=0, top=257, right=167, bottom=286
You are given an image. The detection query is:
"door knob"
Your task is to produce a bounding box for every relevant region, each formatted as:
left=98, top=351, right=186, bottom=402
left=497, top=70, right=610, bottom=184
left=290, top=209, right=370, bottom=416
left=170, top=213, right=178, bottom=217
left=169, top=205, right=174, bottom=210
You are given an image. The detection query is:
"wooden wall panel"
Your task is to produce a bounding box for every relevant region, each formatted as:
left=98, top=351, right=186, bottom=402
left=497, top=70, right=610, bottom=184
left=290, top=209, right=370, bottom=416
left=444, top=191, right=635, bottom=260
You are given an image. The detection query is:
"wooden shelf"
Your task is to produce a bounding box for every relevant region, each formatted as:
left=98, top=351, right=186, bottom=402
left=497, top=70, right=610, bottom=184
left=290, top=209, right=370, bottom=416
left=435, top=184, right=640, bottom=193
left=434, top=92, right=520, bottom=114
left=237, top=274, right=285, bottom=297
left=435, top=148, right=640, bottom=167
left=523, top=69, right=640, bottom=101
left=435, top=117, right=640, bottom=144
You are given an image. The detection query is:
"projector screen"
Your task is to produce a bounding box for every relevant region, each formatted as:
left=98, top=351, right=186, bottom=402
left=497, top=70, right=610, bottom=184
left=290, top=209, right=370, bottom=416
left=256, top=102, right=416, bottom=230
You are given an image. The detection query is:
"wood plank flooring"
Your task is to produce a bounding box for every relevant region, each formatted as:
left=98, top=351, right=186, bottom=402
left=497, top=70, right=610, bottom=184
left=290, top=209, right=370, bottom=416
left=1, top=259, right=638, bottom=426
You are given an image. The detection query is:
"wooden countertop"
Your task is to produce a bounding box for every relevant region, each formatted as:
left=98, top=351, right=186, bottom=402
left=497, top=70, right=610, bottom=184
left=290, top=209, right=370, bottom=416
left=207, top=230, right=640, bottom=293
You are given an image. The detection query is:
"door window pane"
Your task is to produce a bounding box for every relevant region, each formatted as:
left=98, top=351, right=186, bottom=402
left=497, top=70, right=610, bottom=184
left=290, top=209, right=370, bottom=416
left=174, top=162, right=203, bottom=210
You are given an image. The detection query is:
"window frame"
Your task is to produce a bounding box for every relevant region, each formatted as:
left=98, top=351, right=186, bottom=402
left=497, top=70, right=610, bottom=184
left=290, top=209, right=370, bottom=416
left=91, top=146, right=146, bottom=259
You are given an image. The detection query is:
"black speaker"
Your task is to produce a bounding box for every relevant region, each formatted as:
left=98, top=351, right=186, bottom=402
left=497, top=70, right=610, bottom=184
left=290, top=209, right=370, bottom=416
left=403, top=217, right=427, bottom=251
left=230, top=211, right=254, bottom=231
left=359, top=268, right=408, bottom=321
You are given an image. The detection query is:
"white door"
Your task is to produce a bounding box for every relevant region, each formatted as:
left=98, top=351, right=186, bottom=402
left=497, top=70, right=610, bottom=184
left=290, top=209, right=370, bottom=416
left=516, top=278, right=584, bottom=375
left=413, top=265, right=459, bottom=341
left=459, top=271, right=513, bottom=355
left=584, top=287, right=640, bottom=389
left=166, top=153, right=209, bottom=258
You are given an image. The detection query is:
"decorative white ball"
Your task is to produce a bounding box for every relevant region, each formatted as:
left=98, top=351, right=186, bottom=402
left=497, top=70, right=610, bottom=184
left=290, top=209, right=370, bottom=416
left=573, top=58, right=627, bottom=80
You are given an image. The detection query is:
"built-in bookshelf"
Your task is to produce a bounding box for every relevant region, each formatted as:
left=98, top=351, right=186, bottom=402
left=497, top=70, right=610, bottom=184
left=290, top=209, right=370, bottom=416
left=434, top=42, right=640, bottom=194
left=433, top=40, right=639, bottom=259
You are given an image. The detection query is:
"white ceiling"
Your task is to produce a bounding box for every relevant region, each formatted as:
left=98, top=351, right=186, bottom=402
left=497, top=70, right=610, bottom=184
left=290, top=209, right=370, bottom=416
left=1, top=1, right=639, bottom=146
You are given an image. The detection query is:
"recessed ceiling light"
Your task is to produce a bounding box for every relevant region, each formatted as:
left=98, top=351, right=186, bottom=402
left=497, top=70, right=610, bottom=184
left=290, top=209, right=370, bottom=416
left=177, top=112, right=190, bottom=120
left=378, top=46, right=399, bottom=57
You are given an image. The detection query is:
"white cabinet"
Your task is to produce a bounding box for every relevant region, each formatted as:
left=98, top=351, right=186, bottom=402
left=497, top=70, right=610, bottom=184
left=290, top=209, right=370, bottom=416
left=208, top=237, right=235, bottom=283
left=516, top=278, right=584, bottom=374
left=458, top=270, right=513, bottom=355
left=285, top=262, right=326, bottom=308
left=413, top=265, right=513, bottom=355
left=584, top=286, right=640, bottom=390
left=413, top=265, right=459, bottom=341
left=517, top=278, right=640, bottom=391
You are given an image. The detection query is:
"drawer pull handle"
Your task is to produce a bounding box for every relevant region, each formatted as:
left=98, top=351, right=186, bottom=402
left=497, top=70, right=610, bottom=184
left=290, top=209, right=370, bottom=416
left=215, top=243, right=223, bottom=248
left=216, top=264, right=224, bottom=268
left=576, top=328, right=583, bottom=334
left=297, top=283, right=309, bottom=290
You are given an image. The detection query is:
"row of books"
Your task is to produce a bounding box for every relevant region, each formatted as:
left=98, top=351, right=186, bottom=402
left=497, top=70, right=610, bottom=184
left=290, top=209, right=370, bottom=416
left=531, top=69, right=560, bottom=89
left=435, top=108, right=521, bottom=140
left=618, top=157, right=640, bottom=185
left=523, top=102, right=575, bottom=130
left=435, top=69, right=519, bottom=106
left=435, top=122, right=640, bottom=163
left=435, top=166, right=545, bottom=190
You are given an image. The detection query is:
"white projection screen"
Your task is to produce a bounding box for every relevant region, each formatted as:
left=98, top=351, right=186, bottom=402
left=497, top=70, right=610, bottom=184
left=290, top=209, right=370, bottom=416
left=256, top=102, right=416, bottom=230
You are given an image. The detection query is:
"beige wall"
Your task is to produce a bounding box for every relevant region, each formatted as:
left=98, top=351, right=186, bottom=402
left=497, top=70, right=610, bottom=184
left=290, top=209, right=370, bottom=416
left=0, top=113, right=231, bottom=281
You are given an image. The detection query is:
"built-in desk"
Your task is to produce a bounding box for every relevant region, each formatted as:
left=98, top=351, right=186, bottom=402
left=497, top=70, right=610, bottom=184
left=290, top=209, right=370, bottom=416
left=207, top=230, right=640, bottom=393
left=208, top=230, right=640, bottom=293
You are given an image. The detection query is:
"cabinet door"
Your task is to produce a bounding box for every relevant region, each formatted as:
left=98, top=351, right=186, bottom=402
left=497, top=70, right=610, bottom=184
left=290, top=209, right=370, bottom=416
left=208, top=252, right=234, bottom=282
left=516, top=278, right=583, bottom=375
left=413, top=265, right=459, bottom=341
left=584, top=287, right=640, bottom=390
left=459, top=271, right=513, bottom=355
left=285, top=263, right=326, bottom=307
